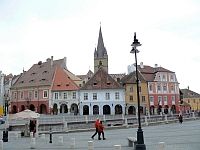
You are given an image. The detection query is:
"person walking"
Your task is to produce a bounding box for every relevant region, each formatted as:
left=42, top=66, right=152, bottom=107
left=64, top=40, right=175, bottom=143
left=91, top=118, right=100, bottom=139
left=98, top=121, right=106, bottom=140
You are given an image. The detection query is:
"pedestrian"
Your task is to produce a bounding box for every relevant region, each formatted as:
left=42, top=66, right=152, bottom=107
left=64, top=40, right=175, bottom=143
left=91, top=118, right=100, bottom=139
left=178, top=114, right=183, bottom=124
left=98, top=121, right=106, bottom=140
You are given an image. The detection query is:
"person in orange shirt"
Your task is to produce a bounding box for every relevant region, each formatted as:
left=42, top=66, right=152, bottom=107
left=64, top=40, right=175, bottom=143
left=98, top=121, right=106, bottom=140
left=91, top=118, right=100, bottom=139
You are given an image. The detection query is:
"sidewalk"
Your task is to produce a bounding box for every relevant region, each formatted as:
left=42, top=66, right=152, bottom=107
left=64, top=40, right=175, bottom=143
left=2, top=119, right=200, bottom=150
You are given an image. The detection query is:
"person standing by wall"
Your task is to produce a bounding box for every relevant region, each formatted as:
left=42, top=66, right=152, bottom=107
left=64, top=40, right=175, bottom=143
left=91, top=118, right=100, bottom=139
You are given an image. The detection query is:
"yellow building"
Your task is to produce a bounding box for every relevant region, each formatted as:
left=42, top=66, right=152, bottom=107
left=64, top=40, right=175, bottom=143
left=181, top=88, right=200, bottom=112
left=121, top=71, right=149, bottom=115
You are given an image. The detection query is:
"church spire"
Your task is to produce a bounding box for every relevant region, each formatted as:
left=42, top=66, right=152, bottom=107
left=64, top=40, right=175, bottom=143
left=95, top=25, right=107, bottom=58
left=94, top=25, right=108, bottom=73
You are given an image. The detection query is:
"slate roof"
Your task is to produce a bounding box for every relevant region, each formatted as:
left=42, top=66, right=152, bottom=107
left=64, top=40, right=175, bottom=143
left=12, top=58, right=65, bottom=88
left=181, top=89, right=200, bottom=98
left=52, top=67, right=79, bottom=91
left=94, top=26, right=107, bottom=58
left=81, top=67, right=123, bottom=90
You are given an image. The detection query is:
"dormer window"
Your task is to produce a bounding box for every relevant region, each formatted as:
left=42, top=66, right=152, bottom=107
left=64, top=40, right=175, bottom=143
left=40, top=79, right=46, bottom=82
left=29, top=79, right=34, bottom=83
left=43, top=71, right=48, bottom=74
left=93, top=82, right=97, bottom=86
left=57, top=84, right=61, bottom=87
left=31, top=72, right=36, bottom=75
left=66, top=83, right=69, bottom=86
left=20, top=81, right=24, bottom=84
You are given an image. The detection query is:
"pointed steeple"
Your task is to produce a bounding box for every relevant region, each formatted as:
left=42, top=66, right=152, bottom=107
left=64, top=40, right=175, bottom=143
left=94, top=25, right=108, bottom=73
left=96, top=26, right=107, bottom=58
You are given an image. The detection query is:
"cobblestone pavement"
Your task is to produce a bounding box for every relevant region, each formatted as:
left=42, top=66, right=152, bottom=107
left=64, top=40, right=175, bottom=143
left=2, top=119, right=200, bottom=150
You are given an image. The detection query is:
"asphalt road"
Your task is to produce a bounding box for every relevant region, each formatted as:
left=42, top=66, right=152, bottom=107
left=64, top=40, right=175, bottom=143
left=2, top=119, right=200, bottom=150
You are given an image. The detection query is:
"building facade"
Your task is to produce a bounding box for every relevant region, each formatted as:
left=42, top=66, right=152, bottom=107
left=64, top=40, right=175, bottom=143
left=79, top=67, right=125, bottom=115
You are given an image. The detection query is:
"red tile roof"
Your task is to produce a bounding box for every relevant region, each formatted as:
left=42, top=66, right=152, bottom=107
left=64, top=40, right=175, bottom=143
left=52, top=67, right=79, bottom=91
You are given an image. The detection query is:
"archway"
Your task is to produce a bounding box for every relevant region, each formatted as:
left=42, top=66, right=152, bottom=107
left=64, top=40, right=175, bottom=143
left=157, top=105, right=162, bottom=115
left=53, top=103, right=58, bottom=115
left=60, top=104, right=68, bottom=113
left=164, top=105, right=169, bottom=114
left=21, top=105, right=25, bottom=111
left=83, top=105, right=89, bottom=115
left=128, top=106, right=136, bottom=115
left=71, top=103, right=78, bottom=115
left=103, top=105, right=111, bottom=115
left=29, top=104, right=35, bottom=111
left=40, top=104, right=47, bottom=114
left=171, top=105, right=176, bottom=114
left=93, top=105, right=99, bottom=115
left=150, top=106, right=155, bottom=115
left=12, top=105, right=17, bottom=114
left=115, top=104, right=122, bottom=114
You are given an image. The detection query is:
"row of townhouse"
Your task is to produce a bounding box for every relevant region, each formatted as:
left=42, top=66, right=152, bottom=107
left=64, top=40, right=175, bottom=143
left=8, top=26, right=185, bottom=115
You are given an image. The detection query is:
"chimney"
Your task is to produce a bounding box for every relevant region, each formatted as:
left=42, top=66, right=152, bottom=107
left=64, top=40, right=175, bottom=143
left=63, top=57, right=67, bottom=69
left=154, top=64, right=158, bottom=68
left=51, top=56, right=53, bottom=66
left=140, top=62, right=144, bottom=68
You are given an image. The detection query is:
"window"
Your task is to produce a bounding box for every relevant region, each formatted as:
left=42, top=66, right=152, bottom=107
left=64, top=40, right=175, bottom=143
left=106, top=93, right=110, bottom=100
left=29, top=91, right=32, bottom=99
left=14, top=92, right=17, bottom=99
left=142, top=96, right=145, bottom=102
left=149, top=84, right=152, bottom=91
left=130, top=95, right=133, bottom=101
left=163, top=85, right=167, bottom=91
left=170, top=75, right=174, bottom=81
left=157, top=85, right=161, bottom=91
left=63, top=92, right=67, bottom=99
left=54, top=92, right=59, bottom=99
left=72, top=92, right=76, bottom=99
left=150, top=96, right=154, bottom=103
left=115, top=92, right=119, bottom=100
left=20, top=91, right=24, bottom=99
left=43, top=90, right=48, bottom=98
left=171, top=85, right=174, bottom=92
left=130, top=86, right=133, bottom=92
left=84, top=93, right=88, bottom=100
left=164, top=96, right=167, bottom=103
left=93, top=93, right=97, bottom=100
left=162, top=75, right=166, bottom=81
left=158, top=96, right=162, bottom=105
left=34, top=91, right=38, bottom=99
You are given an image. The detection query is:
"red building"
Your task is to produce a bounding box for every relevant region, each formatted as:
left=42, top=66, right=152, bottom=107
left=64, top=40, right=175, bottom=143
left=138, top=63, right=180, bottom=115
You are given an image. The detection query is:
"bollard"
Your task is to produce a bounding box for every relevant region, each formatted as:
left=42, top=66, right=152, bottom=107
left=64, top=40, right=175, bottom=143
left=64, top=121, right=68, bottom=132
left=145, top=116, right=148, bottom=126
left=30, top=138, right=36, bottom=149
left=114, top=145, right=121, bottom=150
left=70, top=138, right=75, bottom=149
left=88, top=141, right=94, bottom=150
left=158, top=142, right=165, bottom=150
left=124, top=118, right=128, bottom=127
left=58, top=136, right=63, bottom=145
left=30, top=132, right=34, bottom=138
left=41, top=134, right=45, bottom=140
left=49, top=128, right=52, bottom=143
left=0, top=140, right=3, bottom=150
left=165, top=115, right=168, bottom=124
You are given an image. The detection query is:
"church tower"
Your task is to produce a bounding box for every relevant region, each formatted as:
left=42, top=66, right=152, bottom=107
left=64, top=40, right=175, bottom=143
left=94, top=26, right=108, bottom=73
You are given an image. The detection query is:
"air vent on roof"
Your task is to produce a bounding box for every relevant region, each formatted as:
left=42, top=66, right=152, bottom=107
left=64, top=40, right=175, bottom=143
left=29, top=79, right=34, bottom=83
left=66, top=83, right=69, bottom=86
left=31, top=73, right=36, bottom=75
left=38, top=61, right=42, bottom=65
left=20, top=81, right=24, bottom=84
left=93, top=82, right=97, bottom=86
left=40, top=79, right=46, bottom=82
left=57, top=84, right=61, bottom=87
left=43, top=71, right=48, bottom=74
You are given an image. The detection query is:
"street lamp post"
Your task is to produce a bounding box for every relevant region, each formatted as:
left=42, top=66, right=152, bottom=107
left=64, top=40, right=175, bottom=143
left=130, top=32, right=146, bottom=150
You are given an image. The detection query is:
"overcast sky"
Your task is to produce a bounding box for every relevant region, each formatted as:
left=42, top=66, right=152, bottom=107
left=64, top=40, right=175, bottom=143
left=0, top=0, right=200, bottom=93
